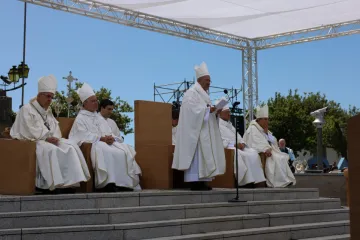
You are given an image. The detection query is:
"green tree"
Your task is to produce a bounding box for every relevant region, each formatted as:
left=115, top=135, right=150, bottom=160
left=266, top=89, right=358, bottom=159
left=52, top=82, right=134, bottom=135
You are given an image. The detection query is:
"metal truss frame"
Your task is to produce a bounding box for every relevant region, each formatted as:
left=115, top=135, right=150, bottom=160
left=154, top=79, right=241, bottom=106
left=22, top=0, right=249, bottom=50
left=254, top=20, right=360, bottom=50
left=242, top=46, right=258, bottom=126
left=22, top=0, right=360, bottom=124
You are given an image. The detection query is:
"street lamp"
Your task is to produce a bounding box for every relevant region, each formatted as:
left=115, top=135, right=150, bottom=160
left=18, top=62, right=29, bottom=79
left=8, top=66, right=20, bottom=83
left=310, top=107, right=328, bottom=172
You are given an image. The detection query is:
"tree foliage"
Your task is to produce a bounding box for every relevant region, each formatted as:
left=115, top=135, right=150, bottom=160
left=266, top=89, right=358, bottom=159
left=51, top=82, right=134, bottom=135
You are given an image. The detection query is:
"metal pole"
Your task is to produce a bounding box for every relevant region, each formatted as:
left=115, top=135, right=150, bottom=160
left=20, top=2, right=27, bottom=109
left=241, top=50, right=246, bottom=130
left=317, top=127, right=323, bottom=170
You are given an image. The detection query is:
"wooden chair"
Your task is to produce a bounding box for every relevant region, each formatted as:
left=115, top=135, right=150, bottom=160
left=209, top=149, right=235, bottom=188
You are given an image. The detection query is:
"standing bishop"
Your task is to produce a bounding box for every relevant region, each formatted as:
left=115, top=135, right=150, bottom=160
left=243, top=105, right=296, bottom=187
left=217, top=103, right=266, bottom=188
left=10, top=75, right=91, bottom=193
left=69, top=83, right=141, bottom=192
left=172, top=62, right=226, bottom=191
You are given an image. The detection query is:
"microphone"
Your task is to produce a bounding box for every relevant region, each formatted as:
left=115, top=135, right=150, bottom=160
left=224, top=89, right=231, bottom=101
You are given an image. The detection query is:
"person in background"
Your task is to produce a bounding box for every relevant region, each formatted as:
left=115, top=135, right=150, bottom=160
left=279, top=138, right=296, bottom=173
left=172, top=106, right=180, bottom=145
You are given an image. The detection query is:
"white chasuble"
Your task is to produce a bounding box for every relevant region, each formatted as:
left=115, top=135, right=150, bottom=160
left=69, top=110, right=141, bottom=189
left=106, top=117, right=124, bottom=143
left=243, top=120, right=296, bottom=188
left=172, top=82, right=225, bottom=181
left=219, top=119, right=266, bottom=186
left=10, top=100, right=90, bottom=190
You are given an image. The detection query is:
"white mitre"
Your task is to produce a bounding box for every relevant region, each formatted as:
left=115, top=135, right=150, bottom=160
left=214, top=99, right=229, bottom=111
left=256, top=105, right=269, bottom=118
left=77, top=83, right=95, bottom=102
left=38, top=75, right=57, bottom=94
left=194, top=62, right=210, bottom=79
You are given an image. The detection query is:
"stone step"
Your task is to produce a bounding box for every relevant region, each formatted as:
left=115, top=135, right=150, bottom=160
left=0, top=188, right=319, bottom=212
left=299, top=234, right=350, bottom=240
left=0, top=198, right=342, bottom=229
left=149, top=220, right=350, bottom=240
left=0, top=209, right=348, bottom=240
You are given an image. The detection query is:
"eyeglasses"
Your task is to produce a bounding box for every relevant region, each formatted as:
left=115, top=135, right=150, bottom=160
left=41, top=93, right=54, bottom=99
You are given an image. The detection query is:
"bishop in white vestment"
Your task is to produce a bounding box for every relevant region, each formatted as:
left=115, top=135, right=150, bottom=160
left=172, top=62, right=226, bottom=191
left=69, top=84, right=141, bottom=192
left=243, top=105, right=296, bottom=188
left=217, top=103, right=266, bottom=187
left=10, top=75, right=91, bottom=193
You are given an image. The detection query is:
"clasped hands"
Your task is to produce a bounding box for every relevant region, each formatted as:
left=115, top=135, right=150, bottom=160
left=100, top=135, right=115, bottom=145
left=264, top=149, right=272, bottom=157
left=46, top=137, right=59, bottom=145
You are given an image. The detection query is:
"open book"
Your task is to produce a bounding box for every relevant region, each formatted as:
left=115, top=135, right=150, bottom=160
left=215, top=97, right=229, bottom=110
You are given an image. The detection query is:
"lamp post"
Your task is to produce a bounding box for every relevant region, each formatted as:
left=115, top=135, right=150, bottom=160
left=20, top=1, right=28, bottom=109
left=310, top=107, right=327, bottom=171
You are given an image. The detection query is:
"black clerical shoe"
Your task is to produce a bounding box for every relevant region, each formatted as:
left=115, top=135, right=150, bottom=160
left=116, top=186, right=134, bottom=192
left=35, top=187, right=56, bottom=195
left=96, top=183, right=117, bottom=192
left=190, top=182, right=212, bottom=191
left=58, top=188, right=76, bottom=194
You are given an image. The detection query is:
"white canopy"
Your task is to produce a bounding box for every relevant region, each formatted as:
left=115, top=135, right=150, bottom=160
left=87, top=0, right=360, bottom=38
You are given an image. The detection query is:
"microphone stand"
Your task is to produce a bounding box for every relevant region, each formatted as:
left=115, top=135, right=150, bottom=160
left=228, top=102, right=246, bottom=203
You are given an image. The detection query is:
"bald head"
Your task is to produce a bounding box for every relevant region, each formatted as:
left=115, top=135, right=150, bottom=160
left=279, top=139, right=286, bottom=149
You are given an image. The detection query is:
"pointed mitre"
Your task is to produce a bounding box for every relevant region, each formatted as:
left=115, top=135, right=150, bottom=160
left=38, top=75, right=57, bottom=94
left=255, top=104, right=269, bottom=118
left=194, top=62, right=210, bottom=79
left=214, top=99, right=229, bottom=111
left=77, top=83, right=95, bottom=102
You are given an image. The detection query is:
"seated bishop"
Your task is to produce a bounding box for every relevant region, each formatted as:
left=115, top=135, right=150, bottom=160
left=69, top=83, right=141, bottom=192
left=216, top=101, right=266, bottom=188
left=10, top=75, right=91, bottom=193
left=243, top=105, right=296, bottom=188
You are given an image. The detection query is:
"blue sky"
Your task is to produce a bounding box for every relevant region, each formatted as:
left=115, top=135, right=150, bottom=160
left=1, top=1, right=359, bottom=146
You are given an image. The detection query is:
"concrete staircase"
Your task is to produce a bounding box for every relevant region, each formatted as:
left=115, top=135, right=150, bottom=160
left=0, top=188, right=349, bottom=240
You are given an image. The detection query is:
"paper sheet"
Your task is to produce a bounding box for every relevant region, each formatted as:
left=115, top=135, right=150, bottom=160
left=215, top=97, right=228, bottom=110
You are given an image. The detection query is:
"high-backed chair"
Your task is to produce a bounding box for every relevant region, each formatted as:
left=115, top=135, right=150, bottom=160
left=0, top=139, right=36, bottom=195
left=209, top=149, right=235, bottom=188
